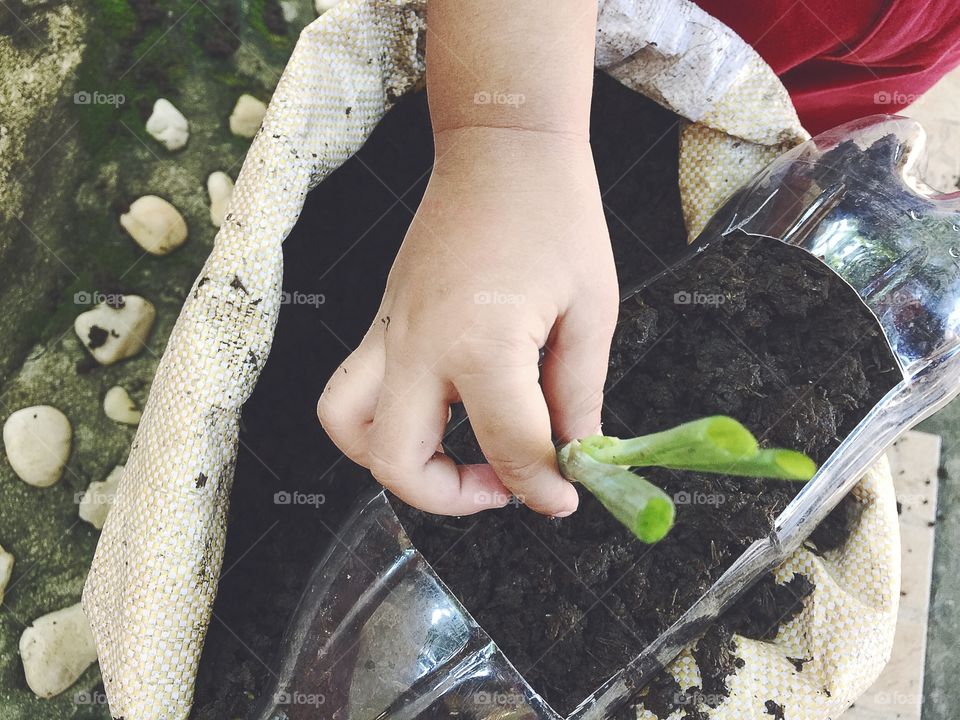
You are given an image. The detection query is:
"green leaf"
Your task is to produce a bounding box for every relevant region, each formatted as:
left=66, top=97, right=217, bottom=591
left=577, top=416, right=816, bottom=481
left=717, top=448, right=817, bottom=481
left=578, top=416, right=758, bottom=469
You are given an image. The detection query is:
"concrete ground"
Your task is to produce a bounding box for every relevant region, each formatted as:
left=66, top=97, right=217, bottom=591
left=901, top=68, right=960, bottom=720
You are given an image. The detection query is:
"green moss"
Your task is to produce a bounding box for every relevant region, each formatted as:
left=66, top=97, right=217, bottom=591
left=91, top=0, right=136, bottom=37
left=209, top=70, right=249, bottom=88
left=246, top=0, right=294, bottom=50
left=76, top=57, right=186, bottom=158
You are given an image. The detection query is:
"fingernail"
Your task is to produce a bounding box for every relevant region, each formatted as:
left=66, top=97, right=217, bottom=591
left=552, top=509, right=575, bottom=518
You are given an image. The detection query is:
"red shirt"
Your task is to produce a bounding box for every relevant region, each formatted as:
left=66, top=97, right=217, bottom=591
left=691, top=0, right=960, bottom=134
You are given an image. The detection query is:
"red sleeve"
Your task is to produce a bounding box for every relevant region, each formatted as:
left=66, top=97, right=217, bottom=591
left=690, top=0, right=960, bottom=134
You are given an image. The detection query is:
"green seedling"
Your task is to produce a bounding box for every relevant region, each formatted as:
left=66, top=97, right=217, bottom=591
left=557, top=416, right=817, bottom=543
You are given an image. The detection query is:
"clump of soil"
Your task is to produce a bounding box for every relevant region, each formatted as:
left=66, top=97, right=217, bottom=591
left=190, top=72, right=900, bottom=720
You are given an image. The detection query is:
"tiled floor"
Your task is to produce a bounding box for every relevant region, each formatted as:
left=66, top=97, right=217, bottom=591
left=900, top=67, right=960, bottom=720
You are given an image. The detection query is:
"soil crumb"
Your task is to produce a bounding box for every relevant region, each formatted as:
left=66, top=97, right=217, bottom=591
left=765, top=699, right=787, bottom=720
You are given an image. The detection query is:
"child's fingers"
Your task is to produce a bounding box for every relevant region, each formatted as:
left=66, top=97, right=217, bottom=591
left=367, top=365, right=511, bottom=514
left=453, top=361, right=579, bottom=517
left=316, top=339, right=385, bottom=465
left=541, top=299, right=617, bottom=442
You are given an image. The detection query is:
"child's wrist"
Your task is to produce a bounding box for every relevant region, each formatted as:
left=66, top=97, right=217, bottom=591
left=432, top=125, right=594, bottom=184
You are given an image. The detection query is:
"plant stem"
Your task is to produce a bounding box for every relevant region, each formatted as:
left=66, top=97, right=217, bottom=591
left=558, top=440, right=675, bottom=543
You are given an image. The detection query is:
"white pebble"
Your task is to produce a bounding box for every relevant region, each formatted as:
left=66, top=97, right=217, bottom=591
left=79, top=465, right=124, bottom=530
left=3, top=406, right=72, bottom=488
left=74, top=295, right=156, bottom=366
left=315, top=0, right=342, bottom=12
left=229, top=94, right=267, bottom=138
left=207, top=171, right=234, bottom=228
left=145, top=98, right=189, bottom=151
left=280, top=1, right=299, bottom=21
left=20, top=603, right=98, bottom=698
left=0, top=546, right=13, bottom=605
left=103, top=386, right=141, bottom=425
left=120, top=195, right=188, bottom=256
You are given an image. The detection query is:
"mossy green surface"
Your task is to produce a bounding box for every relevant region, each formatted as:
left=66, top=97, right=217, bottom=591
left=0, top=0, right=311, bottom=716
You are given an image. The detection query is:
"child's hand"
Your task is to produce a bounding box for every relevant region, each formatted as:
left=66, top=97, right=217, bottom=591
left=319, top=0, right=608, bottom=516
left=318, top=127, right=617, bottom=516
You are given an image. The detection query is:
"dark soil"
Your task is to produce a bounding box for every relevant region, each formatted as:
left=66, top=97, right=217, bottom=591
left=189, top=72, right=900, bottom=720
left=402, top=230, right=899, bottom=716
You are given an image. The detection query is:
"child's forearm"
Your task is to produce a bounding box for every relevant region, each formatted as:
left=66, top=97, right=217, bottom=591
left=318, top=1, right=615, bottom=519
left=425, top=0, right=598, bottom=139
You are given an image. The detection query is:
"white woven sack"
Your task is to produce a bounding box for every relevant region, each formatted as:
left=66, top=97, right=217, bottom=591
left=83, top=1, right=900, bottom=718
